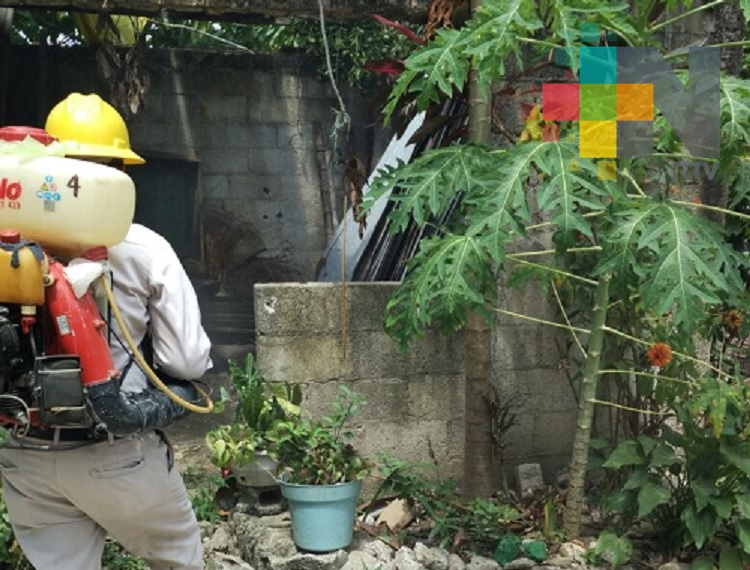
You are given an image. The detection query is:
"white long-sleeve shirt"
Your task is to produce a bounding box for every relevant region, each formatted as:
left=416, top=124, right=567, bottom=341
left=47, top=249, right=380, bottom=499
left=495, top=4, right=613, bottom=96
left=106, top=224, right=212, bottom=393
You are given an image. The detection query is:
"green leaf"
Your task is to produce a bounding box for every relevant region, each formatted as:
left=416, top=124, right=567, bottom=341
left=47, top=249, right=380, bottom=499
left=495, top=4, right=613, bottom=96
left=603, top=488, right=637, bottom=515
left=623, top=467, right=649, bottom=490
left=463, top=0, right=543, bottom=92
left=720, top=442, right=750, bottom=477
left=603, top=440, right=645, bottom=469
left=683, top=504, right=720, bottom=549
left=736, top=519, right=750, bottom=555
left=708, top=496, right=733, bottom=520
left=736, top=494, right=750, bottom=519
left=533, top=142, right=608, bottom=249
left=719, top=546, right=743, bottom=570
left=692, top=557, right=715, bottom=570
left=636, top=479, right=671, bottom=517
left=720, top=75, right=750, bottom=149
left=594, top=531, right=632, bottom=569
left=595, top=200, right=746, bottom=333
left=650, top=443, right=682, bottom=468
left=383, top=234, right=498, bottom=348
left=637, top=435, right=657, bottom=456
left=741, top=0, right=750, bottom=21
left=366, top=145, right=490, bottom=233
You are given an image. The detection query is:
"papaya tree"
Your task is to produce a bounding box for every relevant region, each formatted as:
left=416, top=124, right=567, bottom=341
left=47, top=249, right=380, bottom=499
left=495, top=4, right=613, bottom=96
left=364, top=0, right=750, bottom=537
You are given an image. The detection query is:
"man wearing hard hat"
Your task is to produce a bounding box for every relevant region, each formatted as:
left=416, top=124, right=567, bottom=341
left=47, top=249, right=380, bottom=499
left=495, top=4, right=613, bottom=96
left=0, top=93, right=212, bottom=570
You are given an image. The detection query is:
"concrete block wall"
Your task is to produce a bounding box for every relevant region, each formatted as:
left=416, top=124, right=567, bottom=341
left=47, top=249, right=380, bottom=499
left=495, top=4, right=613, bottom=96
left=9, top=46, right=384, bottom=276
left=127, top=50, right=379, bottom=275
left=254, top=282, right=466, bottom=485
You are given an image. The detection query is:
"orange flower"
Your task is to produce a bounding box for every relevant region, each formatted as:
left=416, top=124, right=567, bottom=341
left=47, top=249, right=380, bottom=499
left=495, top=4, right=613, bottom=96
left=647, top=342, right=673, bottom=368
left=724, top=309, right=744, bottom=332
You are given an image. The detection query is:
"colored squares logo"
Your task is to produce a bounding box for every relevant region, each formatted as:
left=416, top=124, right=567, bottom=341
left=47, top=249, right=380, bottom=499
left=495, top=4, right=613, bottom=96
left=540, top=24, right=661, bottom=179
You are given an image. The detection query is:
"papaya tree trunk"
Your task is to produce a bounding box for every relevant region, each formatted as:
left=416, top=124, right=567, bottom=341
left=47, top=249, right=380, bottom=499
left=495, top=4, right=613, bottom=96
left=563, top=273, right=611, bottom=537
left=462, top=0, right=494, bottom=499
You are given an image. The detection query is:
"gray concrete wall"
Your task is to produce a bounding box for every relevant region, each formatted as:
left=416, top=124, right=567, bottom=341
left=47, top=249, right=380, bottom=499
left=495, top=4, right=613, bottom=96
left=8, top=46, right=387, bottom=277
left=254, top=282, right=466, bottom=485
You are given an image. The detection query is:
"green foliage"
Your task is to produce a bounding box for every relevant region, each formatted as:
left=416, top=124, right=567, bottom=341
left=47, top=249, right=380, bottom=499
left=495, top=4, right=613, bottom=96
left=370, top=454, right=522, bottom=551
left=230, top=353, right=302, bottom=435
left=183, top=468, right=225, bottom=524
left=0, top=490, right=30, bottom=569
left=601, top=375, right=750, bottom=561
left=266, top=386, right=370, bottom=485
left=587, top=530, right=632, bottom=569
left=205, top=353, right=301, bottom=468
left=102, top=541, right=147, bottom=570
left=11, top=13, right=417, bottom=87
left=594, top=198, right=747, bottom=329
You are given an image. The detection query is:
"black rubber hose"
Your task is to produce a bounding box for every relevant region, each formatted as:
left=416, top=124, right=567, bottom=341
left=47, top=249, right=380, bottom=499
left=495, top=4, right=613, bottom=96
left=84, top=378, right=198, bottom=437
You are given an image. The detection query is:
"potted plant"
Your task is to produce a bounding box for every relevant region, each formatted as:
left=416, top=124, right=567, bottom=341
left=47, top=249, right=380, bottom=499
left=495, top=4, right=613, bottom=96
left=265, top=386, right=371, bottom=552
left=205, top=353, right=301, bottom=488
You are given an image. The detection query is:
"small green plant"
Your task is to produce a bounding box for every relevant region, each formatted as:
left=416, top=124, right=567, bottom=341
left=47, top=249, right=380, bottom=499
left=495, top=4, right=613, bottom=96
left=369, top=454, right=522, bottom=551
left=205, top=353, right=301, bottom=469
left=102, top=540, right=147, bottom=570
left=183, top=468, right=225, bottom=524
left=601, top=373, right=750, bottom=563
left=585, top=531, right=632, bottom=569
left=0, top=486, right=31, bottom=569
left=266, top=386, right=370, bottom=485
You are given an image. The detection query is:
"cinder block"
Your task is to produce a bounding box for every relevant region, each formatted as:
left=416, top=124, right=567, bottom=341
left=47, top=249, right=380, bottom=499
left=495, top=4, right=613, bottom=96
left=523, top=369, right=578, bottom=413
left=254, top=283, right=345, bottom=336
left=227, top=174, right=279, bottom=200
left=533, top=411, right=577, bottom=457
left=277, top=123, right=316, bottom=151
left=159, top=93, right=202, bottom=123
left=349, top=378, right=410, bottom=422
left=347, top=330, right=412, bottom=380
left=202, top=95, right=247, bottom=123
left=199, top=148, right=249, bottom=174
left=407, top=374, right=464, bottom=421
left=493, top=324, right=568, bottom=371
left=201, top=174, right=230, bottom=199
left=248, top=147, right=296, bottom=175
left=255, top=334, right=350, bottom=383
left=248, top=96, right=301, bottom=123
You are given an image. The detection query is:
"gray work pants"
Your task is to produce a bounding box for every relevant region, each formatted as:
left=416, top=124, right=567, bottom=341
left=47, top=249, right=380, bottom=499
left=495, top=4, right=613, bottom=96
left=0, top=430, right=203, bottom=570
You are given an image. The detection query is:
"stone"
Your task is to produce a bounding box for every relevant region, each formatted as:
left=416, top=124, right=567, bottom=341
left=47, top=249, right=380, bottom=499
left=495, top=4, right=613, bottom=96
left=395, top=546, right=427, bottom=570
left=377, top=499, right=417, bottom=532
left=229, top=513, right=297, bottom=567
left=274, top=551, right=349, bottom=570
left=200, top=520, right=217, bottom=540
left=503, top=557, right=536, bottom=570
left=206, top=552, right=255, bottom=570
left=448, top=554, right=465, bottom=570
left=414, top=543, right=450, bottom=570
left=544, top=556, right=574, bottom=568
left=515, top=464, right=544, bottom=496
left=341, top=550, right=386, bottom=570
left=363, top=540, right=397, bottom=565
left=465, top=554, right=500, bottom=570
left=557, top=543, right=585, bottom=561
left=205, top=524, right=235, bottom=554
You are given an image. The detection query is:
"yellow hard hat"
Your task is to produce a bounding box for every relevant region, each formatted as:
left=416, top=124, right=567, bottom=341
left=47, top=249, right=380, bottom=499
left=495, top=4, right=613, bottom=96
left=45, top=93, right=145, bottom=165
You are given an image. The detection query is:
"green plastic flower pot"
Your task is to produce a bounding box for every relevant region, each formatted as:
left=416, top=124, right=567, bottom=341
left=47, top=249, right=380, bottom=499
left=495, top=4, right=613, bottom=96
left=279, top=479, right=363, bottom=552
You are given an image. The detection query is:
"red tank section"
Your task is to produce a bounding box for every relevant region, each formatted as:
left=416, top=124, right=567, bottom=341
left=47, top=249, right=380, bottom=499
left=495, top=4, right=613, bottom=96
left=44, top=260, right=116, bottom=386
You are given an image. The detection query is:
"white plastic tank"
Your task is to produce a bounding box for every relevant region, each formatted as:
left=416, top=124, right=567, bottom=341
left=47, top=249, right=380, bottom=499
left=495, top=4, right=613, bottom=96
left=0, top=152, right=135, bottom=259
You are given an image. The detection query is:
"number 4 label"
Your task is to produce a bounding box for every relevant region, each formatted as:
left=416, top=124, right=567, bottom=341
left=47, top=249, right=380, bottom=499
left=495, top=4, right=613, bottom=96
left=67, top=175, right=80, bottom=197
